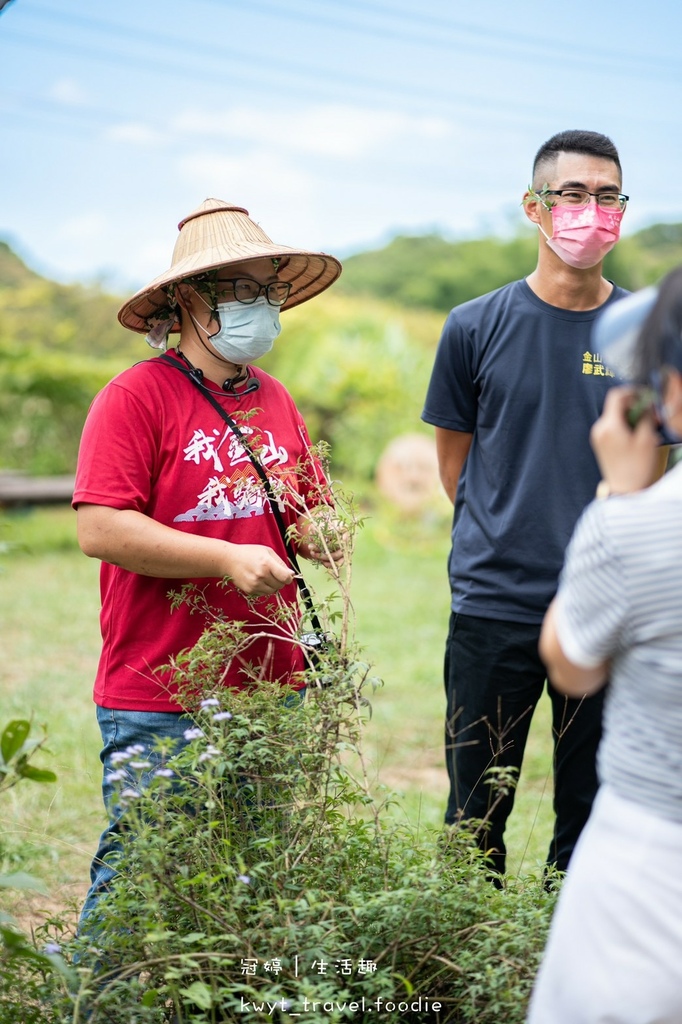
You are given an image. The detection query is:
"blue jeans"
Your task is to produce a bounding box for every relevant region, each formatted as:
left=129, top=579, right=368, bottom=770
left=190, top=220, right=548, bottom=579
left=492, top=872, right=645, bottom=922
left=79, top=691, right=305, bottom=934
left=444, top=613, right=604, bottom=874
left=78, top=707, right=195, bottom=934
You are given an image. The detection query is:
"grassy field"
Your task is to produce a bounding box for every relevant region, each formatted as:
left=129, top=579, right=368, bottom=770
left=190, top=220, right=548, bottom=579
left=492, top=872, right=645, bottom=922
left=0, top=500, right=554, bottom=933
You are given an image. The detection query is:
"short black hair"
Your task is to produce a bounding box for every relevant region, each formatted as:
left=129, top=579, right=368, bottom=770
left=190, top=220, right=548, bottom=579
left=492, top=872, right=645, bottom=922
left=532, top=130, right=621, bottom=188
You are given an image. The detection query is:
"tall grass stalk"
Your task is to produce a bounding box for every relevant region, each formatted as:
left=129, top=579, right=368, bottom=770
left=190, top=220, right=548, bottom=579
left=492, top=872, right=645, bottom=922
left=0, top=499, right=554, bottom=935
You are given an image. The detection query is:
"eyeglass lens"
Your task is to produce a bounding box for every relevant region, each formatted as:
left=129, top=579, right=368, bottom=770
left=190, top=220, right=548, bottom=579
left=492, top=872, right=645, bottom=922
left=550, top=190, right=627, bottom=211
left=219, top=279, right=291, bottom=306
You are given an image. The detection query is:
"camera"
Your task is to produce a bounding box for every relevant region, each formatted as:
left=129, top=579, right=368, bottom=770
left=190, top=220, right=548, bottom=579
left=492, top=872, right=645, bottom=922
left=299, top=630, right=334, bottom=681
left=300, top=630, right=331, bottom=655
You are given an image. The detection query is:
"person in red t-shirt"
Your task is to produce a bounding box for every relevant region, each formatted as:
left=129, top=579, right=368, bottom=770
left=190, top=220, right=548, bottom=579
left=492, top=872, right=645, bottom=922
left=73, top=198, right=342, bottom=928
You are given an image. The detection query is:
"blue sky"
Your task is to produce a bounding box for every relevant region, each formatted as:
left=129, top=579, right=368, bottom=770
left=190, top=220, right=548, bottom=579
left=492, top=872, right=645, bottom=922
left=1, top=0, right=681, bottom=295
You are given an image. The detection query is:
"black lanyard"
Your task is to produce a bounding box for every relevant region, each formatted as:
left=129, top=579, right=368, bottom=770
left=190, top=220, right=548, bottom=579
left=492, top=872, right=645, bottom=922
left=158, top=353, right=324, bottom=636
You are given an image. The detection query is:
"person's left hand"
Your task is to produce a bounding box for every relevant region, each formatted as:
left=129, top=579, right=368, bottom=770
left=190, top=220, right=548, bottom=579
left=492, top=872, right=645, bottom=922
left=590, top=386, right=660, bottom=495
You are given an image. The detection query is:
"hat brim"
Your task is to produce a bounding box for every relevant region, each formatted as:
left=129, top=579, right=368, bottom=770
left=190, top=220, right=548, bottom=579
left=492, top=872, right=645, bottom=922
left=118, top=244, right=342, bottom=334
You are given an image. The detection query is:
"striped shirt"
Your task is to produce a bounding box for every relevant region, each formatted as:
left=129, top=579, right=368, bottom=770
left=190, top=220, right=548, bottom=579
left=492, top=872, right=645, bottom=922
left=555, top=462, right=682, bottom=824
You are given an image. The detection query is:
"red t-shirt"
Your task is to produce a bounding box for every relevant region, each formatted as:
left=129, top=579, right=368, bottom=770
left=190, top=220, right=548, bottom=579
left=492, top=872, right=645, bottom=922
left=73, top=354, right=327, bottom=711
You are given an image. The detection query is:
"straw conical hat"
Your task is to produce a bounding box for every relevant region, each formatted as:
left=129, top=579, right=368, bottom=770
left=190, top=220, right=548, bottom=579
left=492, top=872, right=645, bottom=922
left=118, top=198, right=342, bottom=334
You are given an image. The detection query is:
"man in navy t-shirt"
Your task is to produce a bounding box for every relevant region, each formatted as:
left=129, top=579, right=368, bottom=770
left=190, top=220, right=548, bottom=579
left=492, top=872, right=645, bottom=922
left=422, top=129, right=630, bottom=875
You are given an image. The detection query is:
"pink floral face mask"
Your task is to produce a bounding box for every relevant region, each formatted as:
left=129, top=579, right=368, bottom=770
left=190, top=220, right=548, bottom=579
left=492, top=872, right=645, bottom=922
left=540, top=202, right=624, bottom=269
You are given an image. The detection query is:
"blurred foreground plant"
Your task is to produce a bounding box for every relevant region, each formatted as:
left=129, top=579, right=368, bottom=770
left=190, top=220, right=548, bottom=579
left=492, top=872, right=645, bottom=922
left=45, top=673, right=555, bottom=1024
left=0, top=719, right=77, bottom=1024
left=3, top=483, right=557, bottom=1023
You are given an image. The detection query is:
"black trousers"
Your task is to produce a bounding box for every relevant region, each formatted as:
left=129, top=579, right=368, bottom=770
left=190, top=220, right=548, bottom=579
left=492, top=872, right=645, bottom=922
left=444, top=611, right=604, bottom=874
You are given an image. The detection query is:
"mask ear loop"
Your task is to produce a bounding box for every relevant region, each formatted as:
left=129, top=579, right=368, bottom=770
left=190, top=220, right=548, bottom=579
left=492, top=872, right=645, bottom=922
left=523, top=185, right=554, bottom=244
left=175, top=282, right=221, bottom=345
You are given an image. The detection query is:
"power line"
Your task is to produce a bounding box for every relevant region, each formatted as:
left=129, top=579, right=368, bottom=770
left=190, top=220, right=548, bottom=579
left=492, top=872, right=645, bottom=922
left=0, top=26, right=561, bottom=125
left=288, top=0, right=680, bottom=74
left=17, top=0, right=682, bottom=92
left=1, top=1, right=677, bottom=152
left=197, top=0, right=681, bottom=79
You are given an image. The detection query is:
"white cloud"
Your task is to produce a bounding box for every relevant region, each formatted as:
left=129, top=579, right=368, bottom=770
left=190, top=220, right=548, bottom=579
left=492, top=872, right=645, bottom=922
left=119, top=238, right=173, bottom=288
left=104, top=122, right=164, bottom=145
left=177, top=152, right=315, bottom=210
left=171, top=103, right=451, bottom=159
left=55, top=212, right=109, bottom=244
left=173, top=150, right=347, bottom=254
left=48, top=78, right=89, bottom=106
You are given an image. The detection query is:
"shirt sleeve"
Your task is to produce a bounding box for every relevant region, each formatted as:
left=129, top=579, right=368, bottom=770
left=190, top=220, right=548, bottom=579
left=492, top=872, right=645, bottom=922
left=421, top=309, right=478, bottom=432
left=73, top=377, right=160, bottom=512
left=553, top=502, right=629, bottom=669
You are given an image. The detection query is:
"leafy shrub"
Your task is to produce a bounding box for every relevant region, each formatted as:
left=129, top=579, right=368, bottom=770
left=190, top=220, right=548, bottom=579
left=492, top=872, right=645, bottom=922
left=0, top=719, right=58, bottom=796
left=0, top=720, right=76, bottom=1024
left=2, top=485, right=556, bottom=1023
left=50, top=661, right=553, bottom=1020
left=0, top=350, right=126, bottom=475
left=260, top=295, right=443, bottom=481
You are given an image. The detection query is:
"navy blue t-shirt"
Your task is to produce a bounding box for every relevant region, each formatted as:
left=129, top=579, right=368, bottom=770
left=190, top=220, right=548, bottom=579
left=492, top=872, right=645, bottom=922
left=422, top=278, right=629, bottom=624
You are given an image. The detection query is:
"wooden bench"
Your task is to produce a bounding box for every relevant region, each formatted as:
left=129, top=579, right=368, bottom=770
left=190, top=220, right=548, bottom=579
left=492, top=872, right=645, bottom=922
left=0, top=474, right=75, bottom=507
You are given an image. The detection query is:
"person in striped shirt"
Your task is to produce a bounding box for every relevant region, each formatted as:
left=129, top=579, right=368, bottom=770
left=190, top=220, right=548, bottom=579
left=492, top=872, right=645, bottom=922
left=528, top=266, right=682, bottom=1024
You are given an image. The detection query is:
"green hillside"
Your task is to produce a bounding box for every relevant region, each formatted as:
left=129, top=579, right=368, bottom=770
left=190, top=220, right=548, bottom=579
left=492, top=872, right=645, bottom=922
left=336, top=224, right=682, bottom=312
left=2, top=222, right=682, bottom=479
left=0, top=243, right=138, bottom=475
left=0, top=241, right=445, bottom=480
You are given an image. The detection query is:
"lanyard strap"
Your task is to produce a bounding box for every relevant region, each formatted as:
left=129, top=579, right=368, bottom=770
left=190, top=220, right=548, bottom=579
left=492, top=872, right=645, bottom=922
left=158, top=353, right=323, bottom=633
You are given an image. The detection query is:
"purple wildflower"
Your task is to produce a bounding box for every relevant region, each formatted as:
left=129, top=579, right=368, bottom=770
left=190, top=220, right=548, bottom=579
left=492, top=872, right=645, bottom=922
left=198, top=745, right=221, bottom=763
left=183, top=727, right=204, bottom=741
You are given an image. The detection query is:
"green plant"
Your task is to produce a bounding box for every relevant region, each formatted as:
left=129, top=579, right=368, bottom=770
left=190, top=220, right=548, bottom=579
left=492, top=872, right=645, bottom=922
left=49, top=663, right=554, bottom=1024
left=0, top=487, right=557, bottom=1023
left=0, top=718, right=58, bottom=887
left=25, top=483, right=554, bottom=1024
left=0, top=719, right=57, bottom=796
left=0, top=719, right=77, bottom=1024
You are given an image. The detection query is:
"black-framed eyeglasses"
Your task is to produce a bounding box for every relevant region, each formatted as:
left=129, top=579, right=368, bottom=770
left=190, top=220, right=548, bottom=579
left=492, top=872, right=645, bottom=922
left=216, top=278, right=292, bottom=307
left=536, top=188, right=629, bottom=212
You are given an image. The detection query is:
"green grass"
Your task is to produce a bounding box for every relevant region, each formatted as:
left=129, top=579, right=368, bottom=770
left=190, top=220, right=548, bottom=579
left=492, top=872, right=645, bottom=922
left=0, top=501, right=555, bottom=932
left=345, top=498, right=554, bottom=873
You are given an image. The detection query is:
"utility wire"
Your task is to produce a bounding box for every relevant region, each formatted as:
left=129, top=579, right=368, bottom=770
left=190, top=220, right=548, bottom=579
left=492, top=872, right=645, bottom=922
left=0, top=27, right=576, bottom=125
left=197, top=0, right=681, bottom=78
left=17, top=0, right=682, bottom=87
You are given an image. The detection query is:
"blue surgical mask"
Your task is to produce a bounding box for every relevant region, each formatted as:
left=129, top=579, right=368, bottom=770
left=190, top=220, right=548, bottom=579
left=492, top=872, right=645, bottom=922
left=208, top=297, right=281, bottom=363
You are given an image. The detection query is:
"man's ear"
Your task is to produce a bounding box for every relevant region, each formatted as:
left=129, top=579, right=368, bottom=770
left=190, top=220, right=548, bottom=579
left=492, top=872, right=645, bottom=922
left=175, top=283, right=208, bottom=320
left=522, top=190, right=543, bottom=226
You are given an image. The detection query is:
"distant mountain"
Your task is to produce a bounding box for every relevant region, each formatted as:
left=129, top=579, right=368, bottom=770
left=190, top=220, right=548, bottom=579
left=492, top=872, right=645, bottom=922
left=0, top=240, right=41, bottom=288
left=335, top=223, right=682, bottom=312
left=0, top=241, right=135, bottom=357
left=0, top=241, right=136, bottom=476
left=4, top=219, right=682, bottom=331
left=2, top=222, right=682, bottom=478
